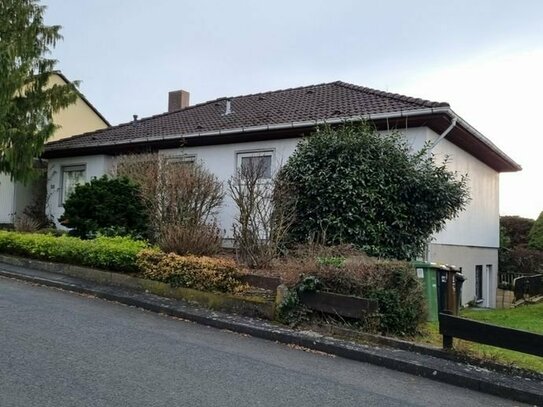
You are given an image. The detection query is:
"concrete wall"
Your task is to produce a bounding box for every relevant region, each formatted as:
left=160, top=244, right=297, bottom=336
left=428, top=243, right=498, bottom=308
left=46, top=155, right=114, bottom=226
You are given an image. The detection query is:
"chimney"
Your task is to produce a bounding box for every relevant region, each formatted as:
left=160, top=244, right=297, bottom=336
left=168, top=89, right=190, bottom=112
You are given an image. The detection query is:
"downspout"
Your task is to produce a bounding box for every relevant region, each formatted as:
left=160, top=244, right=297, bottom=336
left=423, top=116, right=457, bottom=261
left=428, top=117, right=457, bottom=152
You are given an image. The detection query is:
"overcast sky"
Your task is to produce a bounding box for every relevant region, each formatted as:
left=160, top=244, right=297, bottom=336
left=43, top=0, right=543, bottom=219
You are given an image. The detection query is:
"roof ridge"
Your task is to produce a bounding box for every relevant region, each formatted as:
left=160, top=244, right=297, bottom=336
left=44, top=80, right=451, bottom=148
left=222, top=81, right=337, bottom=100
left=333, top=81, right=449, bottom=108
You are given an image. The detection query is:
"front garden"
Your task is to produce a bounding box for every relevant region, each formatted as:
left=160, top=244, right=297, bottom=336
left=8, top=123, right=539, bottom=372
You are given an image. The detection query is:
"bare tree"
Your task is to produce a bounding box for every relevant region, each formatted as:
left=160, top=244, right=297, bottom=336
left=117, top=153, right=224, bottom=255
left=228, top=158, right=296, bottom=268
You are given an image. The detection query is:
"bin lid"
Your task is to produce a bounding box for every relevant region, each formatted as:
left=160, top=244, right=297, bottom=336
left=412, top=261, right=453, bottom=271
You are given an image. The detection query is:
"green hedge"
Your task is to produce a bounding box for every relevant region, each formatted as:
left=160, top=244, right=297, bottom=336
left=0, top=231, right=147, bottom=273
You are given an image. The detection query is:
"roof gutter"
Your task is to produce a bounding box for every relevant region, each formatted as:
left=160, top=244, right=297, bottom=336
left=443, top=109, right=521, bottom=170
left=44, top=106, right=521, bottom=171
left=47, top=106, right=451, bottom=149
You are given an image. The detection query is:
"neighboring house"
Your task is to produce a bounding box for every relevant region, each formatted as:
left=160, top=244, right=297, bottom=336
left=41, top=81, right=521, bottom=308
left=0, top=72, right=110, bottom=226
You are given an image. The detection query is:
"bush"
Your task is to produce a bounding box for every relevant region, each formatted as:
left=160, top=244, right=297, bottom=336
left=278, top=250, right=425, bottom=336
left=157, top=223, right=223, bottom=257
left=501, top=216, right=535, bottom=248
left=500, top=246, right=543, bottom=275
left=136, top=249, right=244, bottom=293
left=117, top=153, right=224, bottom=255
left=278, top=123, right=469, bottom=260
left=528, top=211, right=543, bottom=251
left=59, top=176, right=149, bottom=239
left=0, top=230, right=146, bottom=272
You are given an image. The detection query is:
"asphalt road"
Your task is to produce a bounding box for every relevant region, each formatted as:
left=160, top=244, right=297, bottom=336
left=0, top=277, right=526, bottom=407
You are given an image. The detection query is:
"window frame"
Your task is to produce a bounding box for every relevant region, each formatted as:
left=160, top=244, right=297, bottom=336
left=60, top=164, right=87, bottom=206
left=164, top=154, right=197, bottom=165
left=475, top=264, right=483, bottom=302
left=235, top=150, right=274, bottom=181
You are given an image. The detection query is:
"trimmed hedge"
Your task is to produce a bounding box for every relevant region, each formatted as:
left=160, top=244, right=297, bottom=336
left=0, top=231, right=147, bottom=273
left=136, top=249, right=244, bottom=293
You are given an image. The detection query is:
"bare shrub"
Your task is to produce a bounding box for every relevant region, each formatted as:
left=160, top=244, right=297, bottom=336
left=228, top=157, right=296, bottom=268
left=274, top=244, right=369, bottom=287
left=274, top=249, right=425, bottom=336
left=117, top=153, right=224, bottom=255
left=115, top=153, right=160, bottom=232
left=158, top=222, right=222, bottom=256
left=13, top=213, right=42, bottom=232
left=16, top=166, right=54, bottom=231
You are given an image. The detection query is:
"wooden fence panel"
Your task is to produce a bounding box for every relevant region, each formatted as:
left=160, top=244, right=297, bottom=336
left=439, top=313, right=543, bottom=357
left=513, top=274, right=543, bottom=301
left=299, top=291, right=378, bottom=319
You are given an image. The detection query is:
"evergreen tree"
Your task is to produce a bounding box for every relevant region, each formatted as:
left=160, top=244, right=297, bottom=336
left=528, top=211, right=543, bottom=251
left=0, top=0, right=78, bottom=183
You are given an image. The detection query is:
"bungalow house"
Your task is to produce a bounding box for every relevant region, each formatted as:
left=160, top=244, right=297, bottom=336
left=0, top=72, right=110, bottom=226
left=41, top=81, right=521, bottom=308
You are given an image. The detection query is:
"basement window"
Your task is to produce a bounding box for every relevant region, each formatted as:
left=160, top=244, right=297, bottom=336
left=61, top=164, right=86, bottom=204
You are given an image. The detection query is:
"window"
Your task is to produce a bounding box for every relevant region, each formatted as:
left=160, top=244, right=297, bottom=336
left=236, top=151, right=273, bottom=179
left=61, top=165, right=86, bottom=204
left=165, top=154, right=196, bottom=165
left=475, top=265, right=483, bottom=301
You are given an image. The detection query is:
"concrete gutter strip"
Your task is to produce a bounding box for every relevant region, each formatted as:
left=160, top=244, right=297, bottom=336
left=0, top=261, right=542, bottom=405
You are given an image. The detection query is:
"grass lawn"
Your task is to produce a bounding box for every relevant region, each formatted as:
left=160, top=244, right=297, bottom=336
left=418, top=303, right=543, bottom=373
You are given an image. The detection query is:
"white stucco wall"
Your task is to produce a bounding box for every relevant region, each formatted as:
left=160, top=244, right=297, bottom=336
left=46, top=155, right=114, bottom=226
left=428, top=243, right=497, bottom=308
left=0, top=174, right=44, bottom=225
left=160, top=138, right=301, bottom=239
left=429, top=130, right=500, bottom=249
left=0, top=172, right=15, bottom=224
left=45, top=126, right=499, bottom=249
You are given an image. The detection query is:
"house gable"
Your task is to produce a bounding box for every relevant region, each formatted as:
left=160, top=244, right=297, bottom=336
left=48, top=73, right=110, bottom=142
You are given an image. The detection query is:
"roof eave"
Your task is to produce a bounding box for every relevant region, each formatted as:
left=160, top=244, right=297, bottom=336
left=42, top=107, right=521, bottom=173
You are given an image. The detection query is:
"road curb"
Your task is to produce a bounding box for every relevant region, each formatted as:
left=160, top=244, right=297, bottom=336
left=0, top=263, right=541, bottom=405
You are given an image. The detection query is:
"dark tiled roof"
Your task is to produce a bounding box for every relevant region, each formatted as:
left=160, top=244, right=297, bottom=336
left=44, top=81, right=448, bottom=152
